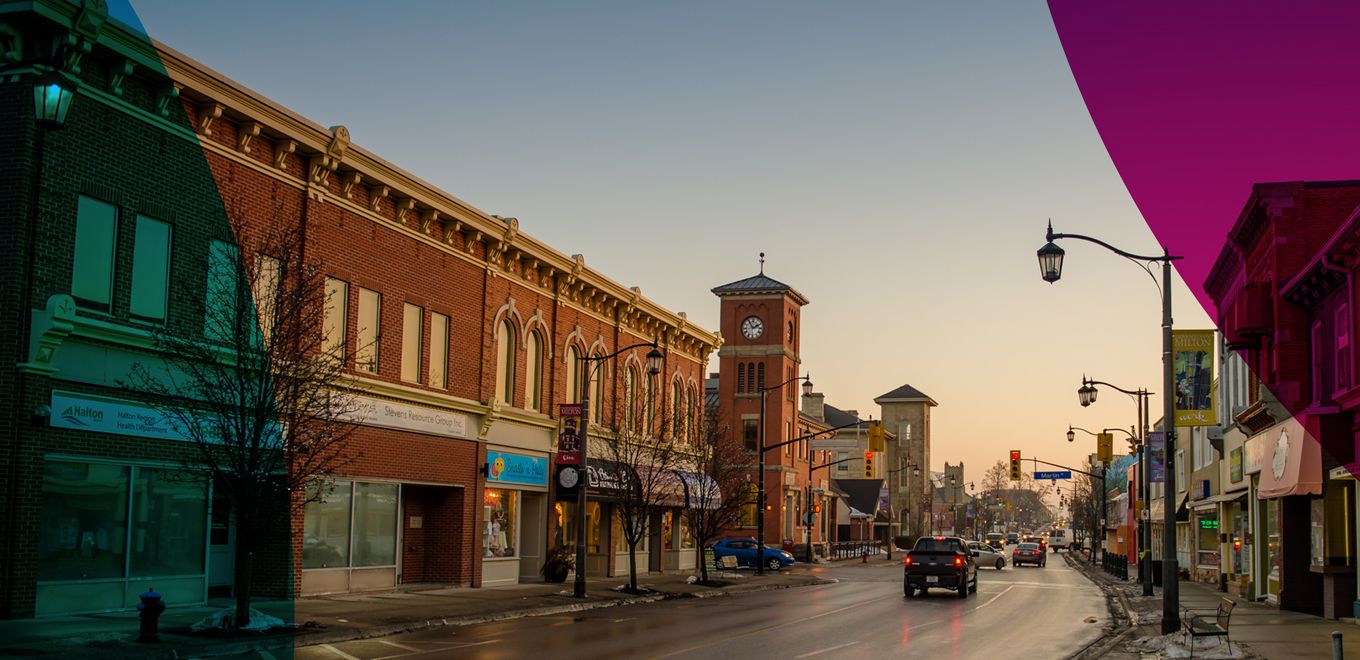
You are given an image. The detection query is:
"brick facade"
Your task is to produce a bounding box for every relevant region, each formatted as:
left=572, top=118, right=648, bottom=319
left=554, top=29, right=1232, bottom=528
left=0, top=0, right=715, bottom=618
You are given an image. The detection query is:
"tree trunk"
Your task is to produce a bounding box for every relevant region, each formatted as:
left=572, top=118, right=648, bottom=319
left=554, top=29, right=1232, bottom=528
left=232, top=545, right=253, bottom=630
left=628, top=542, right=638, bottom=592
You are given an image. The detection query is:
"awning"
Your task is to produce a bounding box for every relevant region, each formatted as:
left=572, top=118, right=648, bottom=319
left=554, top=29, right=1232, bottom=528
left=1191, top=489, right=1249, bottom=510
left=663, top=470, right=722, bottom=511
left=1148, top=491, right=1187, bottom=521
left=1258, top=417, right=1323, bottom=499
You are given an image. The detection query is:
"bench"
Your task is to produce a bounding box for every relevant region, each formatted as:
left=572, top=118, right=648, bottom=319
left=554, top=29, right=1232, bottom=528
left=1181, top=597, right=1235, bottom=659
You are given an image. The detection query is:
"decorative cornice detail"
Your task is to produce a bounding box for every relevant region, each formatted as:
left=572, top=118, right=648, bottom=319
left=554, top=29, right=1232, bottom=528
left=341, top=172, right=362, bottom=200
left=367, top=184, right=388, bottom=212
left=273, top=139, right=295, bottom=169
left=196, top=101, right=222, bottom=136
left=236, top=121, right=260, bottom=153
left=154, top=83, right=179, bottom=117
left=108, top=59, right=133, bottom=96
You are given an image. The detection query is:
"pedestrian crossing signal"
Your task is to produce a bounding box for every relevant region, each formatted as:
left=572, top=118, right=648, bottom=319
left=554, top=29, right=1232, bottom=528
left=1009, top=450, right=1021, bottom=480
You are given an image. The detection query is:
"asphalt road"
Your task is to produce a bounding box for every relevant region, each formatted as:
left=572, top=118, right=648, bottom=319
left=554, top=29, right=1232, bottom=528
left=282, top=553, right=1107, bottom=660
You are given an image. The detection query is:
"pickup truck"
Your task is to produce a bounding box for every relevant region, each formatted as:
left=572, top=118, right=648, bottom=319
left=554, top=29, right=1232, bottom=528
left=903, top=535, right=977, bottom=598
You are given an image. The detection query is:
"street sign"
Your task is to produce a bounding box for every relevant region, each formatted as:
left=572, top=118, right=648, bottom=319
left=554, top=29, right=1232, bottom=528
left=1033, top=470, right=1072, bottom=480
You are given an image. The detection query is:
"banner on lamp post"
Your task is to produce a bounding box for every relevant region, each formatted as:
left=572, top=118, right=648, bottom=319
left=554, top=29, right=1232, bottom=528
left=556, top=404, right=583, bottom=465
left=1148, top=431, right=1165, bottom=484
left=1173, top=330, right=1218, bottom=426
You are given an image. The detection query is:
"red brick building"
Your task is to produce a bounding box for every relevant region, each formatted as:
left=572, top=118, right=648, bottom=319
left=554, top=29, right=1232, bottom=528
left=0, top=0, right=717, bottom=618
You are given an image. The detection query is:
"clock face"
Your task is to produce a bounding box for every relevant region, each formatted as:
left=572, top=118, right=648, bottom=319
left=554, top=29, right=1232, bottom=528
left=1272, top=429, right=1290, bottom=480
left=558, top=466, right=580, bottom=489
left=741, top=316, right=764, bottom=340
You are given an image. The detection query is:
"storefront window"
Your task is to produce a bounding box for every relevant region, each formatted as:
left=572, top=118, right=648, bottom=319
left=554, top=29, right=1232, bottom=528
left=38, top=462, right=130, bottom=581
left=353, top=483, right=398, bottom=566
left=554, top=501, right=576, bottom=549
left=678, top=512, right=695, bottom=549
left=587, top=502, right=602, bottom=553
left=662, top=511, right=674, bottom=550
left=303, top=481, right=352, bottom=569
left=1196, top=514, right=1220, bottom=567
left=1266, top=499, right=1281, bottom=596
left=131, top=468, right=207, bottom=577
left=1311, top=497, right=1326, bottom=567
left=484, top=489, right=518, bottom=558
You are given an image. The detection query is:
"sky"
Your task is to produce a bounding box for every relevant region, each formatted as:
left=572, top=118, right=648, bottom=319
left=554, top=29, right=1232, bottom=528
left=122, top=0, right=1215, bottom=482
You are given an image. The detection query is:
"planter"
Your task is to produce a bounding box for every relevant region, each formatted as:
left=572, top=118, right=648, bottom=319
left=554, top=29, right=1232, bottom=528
left=541, top=547, right=574, bottom=584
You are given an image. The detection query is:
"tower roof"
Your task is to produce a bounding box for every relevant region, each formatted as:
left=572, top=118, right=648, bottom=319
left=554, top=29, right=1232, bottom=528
left=874, top=384, right=937, bottom=406
left=711, top=273, right=809, bottom=305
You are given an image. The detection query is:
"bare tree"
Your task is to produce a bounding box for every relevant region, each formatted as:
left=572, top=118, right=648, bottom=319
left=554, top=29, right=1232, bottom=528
left=682, top=408, right=748, bottom=585
left=595, top=411, right=684, bottom=593
left=125, top=200, right=358, bottom=630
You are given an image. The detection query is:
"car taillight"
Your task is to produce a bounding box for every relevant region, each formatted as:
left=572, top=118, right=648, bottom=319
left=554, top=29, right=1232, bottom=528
left=953, top=556, right=963, bottom=568
left=904, top=556, right=912, bottom=566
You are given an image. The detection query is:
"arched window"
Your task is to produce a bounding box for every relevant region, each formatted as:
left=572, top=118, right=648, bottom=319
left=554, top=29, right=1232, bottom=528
left=565, top=346, right=581, bottom=403
left=672, top=380, right=685, bottom=441
left=590, top=352, right=604, bottom=423
left=644, top=371, right=656, bottom=436
left=737, top=363, right=746, bottom=393
left=495, top=320, right=516, bottom=406
left=524, top=331, right=543, bottom=412
left=688, top=385, right=698, bottom=442
left=623, top=366, right=638, bottom=432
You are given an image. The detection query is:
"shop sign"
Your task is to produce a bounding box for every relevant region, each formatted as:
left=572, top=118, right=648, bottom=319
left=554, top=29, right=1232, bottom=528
left=50, top=390, right=192, bottom=442
left=1173, top=330, right=1218, bottom=426
left=1200, top=519, right=1219, bottom=530
left=343, top=394, right=471, bottom=439
left=486, top=450, right=548, bottom=487
left=1230, top=447, right=1244, bottom=482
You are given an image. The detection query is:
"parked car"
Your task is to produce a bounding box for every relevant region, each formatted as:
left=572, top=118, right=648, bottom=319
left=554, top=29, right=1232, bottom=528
left=904, top=536, right=978, bottom=598
left=710, top=538, right=796, bottom=571
left=1011, top=542, right=1047, bottom=567
left=985, top=532, right=1005, bottom=549
left=968, top=540, right=1006, bottom=570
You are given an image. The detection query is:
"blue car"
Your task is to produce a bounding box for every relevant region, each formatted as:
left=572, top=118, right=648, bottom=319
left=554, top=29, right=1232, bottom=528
left=710, top=538, right=796, bottom=571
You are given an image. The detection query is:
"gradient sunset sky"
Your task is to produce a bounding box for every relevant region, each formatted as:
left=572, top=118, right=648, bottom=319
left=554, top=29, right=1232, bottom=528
left=121, top=0, right=1217, bottom=483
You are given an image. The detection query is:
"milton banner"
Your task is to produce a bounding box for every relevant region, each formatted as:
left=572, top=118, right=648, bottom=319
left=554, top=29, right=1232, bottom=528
left=1173, top=329, right=1217, bottom=426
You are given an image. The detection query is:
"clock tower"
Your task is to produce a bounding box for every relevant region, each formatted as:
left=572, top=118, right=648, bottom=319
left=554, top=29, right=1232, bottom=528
left=711, top=255, right=810, bottom=545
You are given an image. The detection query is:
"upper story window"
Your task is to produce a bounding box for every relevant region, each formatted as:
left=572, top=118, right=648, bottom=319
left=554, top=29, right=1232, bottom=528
left=429, top=312, right=449, bottom=389
left=757, top=363, right=765, bottom=391
left=129, top=215, right=171, bottom=322
left=737, top=363, right=746, bottom=393
left=672, top=380, right=685, bottom=442
left=401, top=303, right=423, bottom=383
left=644, top=371, right=657, bottom=436
left=525, top=331, right=544, bottom=412
left=495, top=320, right=516, bottom=406
left=743, top=418, right=758, bottom=452
left=204, top=240, right=241, bottom=343
left=1337, top=304, right=1352, bottom=394
left=323, top=278, right=348, bottom=361
left=72, top=196, right=118, bottom=312
left=565, top=346, right=582, bottom=404
left=623, top=365, right=638, bottom=432
left=356, top=287, right=381, bottom=374
left=589, top=352, right=603, bottom=423
left=251, top=254, right=279, bottom=341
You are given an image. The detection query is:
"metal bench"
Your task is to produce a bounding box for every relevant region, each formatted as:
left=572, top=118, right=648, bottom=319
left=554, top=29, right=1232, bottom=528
left=1181, top=597, right=1235, bottom=659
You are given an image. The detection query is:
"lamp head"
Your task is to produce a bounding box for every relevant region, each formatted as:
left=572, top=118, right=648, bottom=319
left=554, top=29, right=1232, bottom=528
left=1066, top=428, right=1076, bottom=443
left=801, top=376, right=814, bottom=397
left=1037, top=234, right=1065, bottom=283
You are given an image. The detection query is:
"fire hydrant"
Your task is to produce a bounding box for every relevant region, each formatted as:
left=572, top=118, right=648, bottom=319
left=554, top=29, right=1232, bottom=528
left=137, top=588, right=165, bottom=643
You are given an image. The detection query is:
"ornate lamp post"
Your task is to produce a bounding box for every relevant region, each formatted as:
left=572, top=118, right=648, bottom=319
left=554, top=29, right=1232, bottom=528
left=1039, top=221, right=1183, bottom=633
left=572, top=341, right=663, bottom=599
left=1080, top=376, right=1156, bottom=596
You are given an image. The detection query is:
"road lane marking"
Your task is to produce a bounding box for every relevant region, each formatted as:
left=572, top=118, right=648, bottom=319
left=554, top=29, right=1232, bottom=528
left=378, top=640, right=422, bottom=652
left=318, top=644, right=362, bottom=660
left=971, top=585, right=1014, bottom=611
left=794, top=641, right=860, bottom=658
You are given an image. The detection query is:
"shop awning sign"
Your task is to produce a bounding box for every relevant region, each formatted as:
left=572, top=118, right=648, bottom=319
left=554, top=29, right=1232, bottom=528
left=486, top=451, right=548, bottom=487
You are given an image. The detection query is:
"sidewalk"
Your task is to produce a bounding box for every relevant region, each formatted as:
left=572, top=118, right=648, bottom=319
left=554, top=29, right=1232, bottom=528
left=0, top=569, right=832, bottom=659
left=1069, top=553, right=1360, bottom=659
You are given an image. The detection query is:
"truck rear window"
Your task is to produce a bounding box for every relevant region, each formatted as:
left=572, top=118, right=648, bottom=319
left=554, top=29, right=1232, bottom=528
left=914, top=539, right=962, bottom=553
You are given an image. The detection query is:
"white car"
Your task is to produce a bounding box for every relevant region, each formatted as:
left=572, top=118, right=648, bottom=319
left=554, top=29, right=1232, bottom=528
left=1047, top=528, right=1071, bottom=553
left=968, top=541, right=1006, bottom=569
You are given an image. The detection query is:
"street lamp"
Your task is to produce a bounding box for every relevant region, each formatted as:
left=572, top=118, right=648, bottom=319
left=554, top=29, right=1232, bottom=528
left=1081, top=376, right=1156, bottom=596
left=32, top=69, right=77, bottom=129
left=756, top=373, right=812, bottom=575
left=572, top=340, right=663, bottom=598
left=1039, top=220, right=1183, bottom=634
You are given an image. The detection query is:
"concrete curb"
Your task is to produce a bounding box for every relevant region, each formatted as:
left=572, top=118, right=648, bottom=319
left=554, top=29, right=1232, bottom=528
left=1063, top=552, right=1138, bottom=660
left=176, top=577, right=835, bottom=658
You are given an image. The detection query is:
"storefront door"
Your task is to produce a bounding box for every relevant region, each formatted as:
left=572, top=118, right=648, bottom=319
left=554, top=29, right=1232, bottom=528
left=518, top=493, right=544, bottom=580
left=207, top=485, right=235, bottom=597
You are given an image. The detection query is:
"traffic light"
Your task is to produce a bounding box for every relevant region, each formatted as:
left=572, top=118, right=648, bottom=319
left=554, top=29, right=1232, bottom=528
left=1009, top=450, right=1021, bottom=480
left=1127, top=437, right=1139, bottom=455
left=867, top=422, right=885, bottom=453
left=864, top=451, right=875, bottom=477
left=1097, top=433, right=1114, bottom=463
left=812, top=503, right=822, bottom=514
